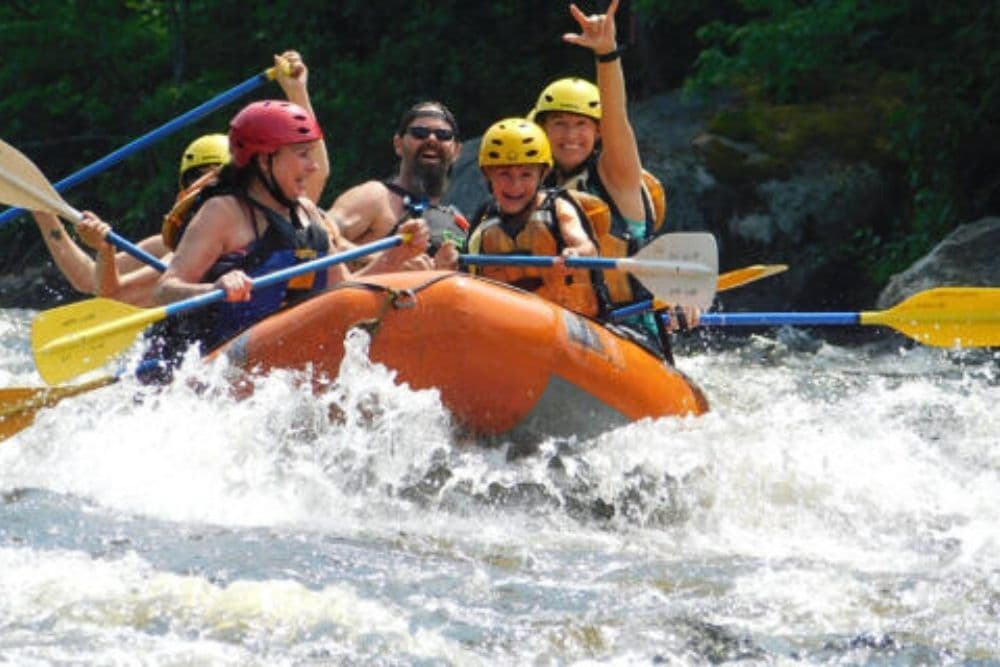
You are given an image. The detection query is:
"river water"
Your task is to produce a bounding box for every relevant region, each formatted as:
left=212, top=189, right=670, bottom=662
left=0, top=306, right=997, bottom=666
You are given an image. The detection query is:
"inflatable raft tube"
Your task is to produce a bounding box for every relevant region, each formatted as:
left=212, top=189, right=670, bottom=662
left=209, top=271, right=709, bottom=439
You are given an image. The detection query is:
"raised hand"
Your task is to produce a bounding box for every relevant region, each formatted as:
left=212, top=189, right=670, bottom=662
left=274, top=49, right=308, bottom=98
left=563, top=0, right=619, bottom=55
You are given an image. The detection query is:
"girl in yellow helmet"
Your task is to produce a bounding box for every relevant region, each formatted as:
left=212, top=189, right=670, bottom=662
left=467, top=118, right=600, bottom=317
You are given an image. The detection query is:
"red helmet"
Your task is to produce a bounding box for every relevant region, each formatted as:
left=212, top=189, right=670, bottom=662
left=228, top=100, right=323, bottom=167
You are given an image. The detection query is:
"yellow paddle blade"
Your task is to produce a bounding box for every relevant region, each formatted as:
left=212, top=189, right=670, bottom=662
left=860, top=287, right=1000, bottom=348
left=32, top=298, right=166, bottom=385
left=717, top=264, right=789, bottom=292
left=0, top=376, right=117, bottom=442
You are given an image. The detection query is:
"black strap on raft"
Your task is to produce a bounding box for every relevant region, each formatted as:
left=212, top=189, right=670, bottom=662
left=653, top=316, right=676, bottom=366
left=330, top=272, right=454, bottom=336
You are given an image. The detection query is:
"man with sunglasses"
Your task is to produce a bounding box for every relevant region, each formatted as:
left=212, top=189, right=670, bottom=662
left=330, top=101, right=466, bottom=269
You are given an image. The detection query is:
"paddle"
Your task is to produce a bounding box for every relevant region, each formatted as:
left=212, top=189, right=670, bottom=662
left=609, top=263, right=789, bottom=320
left=717, top=263, right=789, bottom=292
left=459, top=232, right=719, bottom=310
left=0, top=64, right=285, bottom=229
left=0, top=376, right=117, bottom=443
left=0, top=138, right=168, bottom=271
left=695, top=287, right=1000, bottom=348
left=31, top=234, right=411, bottom=386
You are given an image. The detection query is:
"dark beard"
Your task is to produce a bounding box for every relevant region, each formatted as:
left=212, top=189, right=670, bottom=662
left=412, top=158, right=449, bottom=198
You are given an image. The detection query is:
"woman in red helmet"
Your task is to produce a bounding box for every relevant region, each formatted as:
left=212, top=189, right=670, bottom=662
left=136, top=99, right=427, bottom=375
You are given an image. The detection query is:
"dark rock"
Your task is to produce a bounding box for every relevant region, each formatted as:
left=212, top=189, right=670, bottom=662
left=877, top=217, right=1000, bottom=308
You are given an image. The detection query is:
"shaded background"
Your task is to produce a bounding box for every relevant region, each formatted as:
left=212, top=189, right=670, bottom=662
left=1, top=0, right=997, bottom=305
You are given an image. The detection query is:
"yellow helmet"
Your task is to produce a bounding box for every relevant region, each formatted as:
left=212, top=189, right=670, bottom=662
left=528, top=78, right=601, bottom=122
left=479, top=118, right=553, bottom=168
left=178, top=133, right=230, bottom=180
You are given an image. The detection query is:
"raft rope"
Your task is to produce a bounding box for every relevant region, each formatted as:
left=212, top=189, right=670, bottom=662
left=325, top=272, right=456, bottom=337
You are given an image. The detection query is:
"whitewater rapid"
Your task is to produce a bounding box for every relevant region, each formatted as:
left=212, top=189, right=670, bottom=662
left=1, top=308, right=997, bottom=664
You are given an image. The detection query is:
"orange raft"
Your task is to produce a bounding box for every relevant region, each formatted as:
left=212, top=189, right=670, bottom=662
left=208, top=271, right=709, bottom=439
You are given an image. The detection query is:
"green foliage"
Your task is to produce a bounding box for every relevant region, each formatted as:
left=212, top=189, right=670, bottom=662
left=0, top=0, right=594, bottom=269
left=1, top=0, right=997, bottom=293
left=683, top=0, right=1000, bottom=284
left=687, top=0, right=902, bottom=103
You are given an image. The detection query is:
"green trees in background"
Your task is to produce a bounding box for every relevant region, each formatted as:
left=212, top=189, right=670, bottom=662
left=0, top=0, right=596, bottom=268
left=639, top=0, right=999, bottom=279
left=2, top=0, right=997, bottom=283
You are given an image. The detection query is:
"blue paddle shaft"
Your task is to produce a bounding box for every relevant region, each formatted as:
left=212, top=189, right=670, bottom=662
left=460, top=255, right=622, bottom=270
left=105, top=231, right=168, bottom=272
left=699, top=312, right=861, bottom=326
left=163, top=235, right=404, bottom=318
left=0, top=72, right=270, bottom=229
left=610, top=299, right=655, bottom=320
left=611, top=301, right=862, bottom=327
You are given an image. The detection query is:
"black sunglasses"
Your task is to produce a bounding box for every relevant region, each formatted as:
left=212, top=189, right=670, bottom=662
left=405, top=125, right=455, bottom=141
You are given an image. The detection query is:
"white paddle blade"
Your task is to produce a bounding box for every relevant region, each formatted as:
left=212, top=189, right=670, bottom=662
left=0, top=138, right=81, bottom=221
left=625, top=232, right=719, bottom=309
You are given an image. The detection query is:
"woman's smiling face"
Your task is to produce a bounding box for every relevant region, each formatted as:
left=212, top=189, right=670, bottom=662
left=269, top=140, right=322, bottom=200
left=540, top=111, right=599, bottom=172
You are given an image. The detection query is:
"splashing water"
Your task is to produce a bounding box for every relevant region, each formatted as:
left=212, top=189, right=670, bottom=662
left=1, top=308, right=998, bottom=664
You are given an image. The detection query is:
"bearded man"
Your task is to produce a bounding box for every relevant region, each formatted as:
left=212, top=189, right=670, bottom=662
left=329, top=101, right=466, bottom=268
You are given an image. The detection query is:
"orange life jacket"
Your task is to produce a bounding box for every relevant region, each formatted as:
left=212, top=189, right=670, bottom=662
left=562, top=168, right=672, bottom=306
left=466, top=190, right=601, bottom=318
left=161, top=166, right=223, bottom=250
left=556, top=160, right=668, bottom=237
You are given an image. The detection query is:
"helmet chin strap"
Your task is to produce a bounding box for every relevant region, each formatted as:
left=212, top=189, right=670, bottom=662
left=256, top=154, right=302, bottom=227
left=556, top=148, right=597, bottom=184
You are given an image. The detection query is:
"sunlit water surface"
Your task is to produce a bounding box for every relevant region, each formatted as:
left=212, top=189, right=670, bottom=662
left=1, top=308, right=998, bottom=665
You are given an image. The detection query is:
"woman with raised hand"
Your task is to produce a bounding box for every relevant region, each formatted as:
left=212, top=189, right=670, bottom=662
left=530, top=0, right=695, bottom=351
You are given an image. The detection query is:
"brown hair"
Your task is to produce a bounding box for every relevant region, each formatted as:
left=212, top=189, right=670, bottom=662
left=395, top=101, right=459, bottom=139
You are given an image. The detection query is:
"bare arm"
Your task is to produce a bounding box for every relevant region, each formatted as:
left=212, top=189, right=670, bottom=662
left=564, top=0, right=645, bottom=221
left=114, top=235, right=168, bottom=274
left=155, top=197, right=252, bottom=304
left=555, top=198, right=597, bottom=257
left=328, top=181, right=384, bottom=243
left=275, top=50, right=329, bottom=204
left=76, top=212, right=167, bottom=307
left=32, top=211, right=98, bottom=293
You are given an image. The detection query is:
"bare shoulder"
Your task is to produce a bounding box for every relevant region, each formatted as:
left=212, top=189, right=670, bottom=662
left=330, top=180, right=396, bottom=241
left=183, top=195, right=244, bottom=240
left=330, top=180, right=388, bottom=214
left=191, top=193, right=240, bottom=220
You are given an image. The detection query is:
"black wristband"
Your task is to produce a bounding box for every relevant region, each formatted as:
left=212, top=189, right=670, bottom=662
left=596, top=45, right=628, bottom=63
